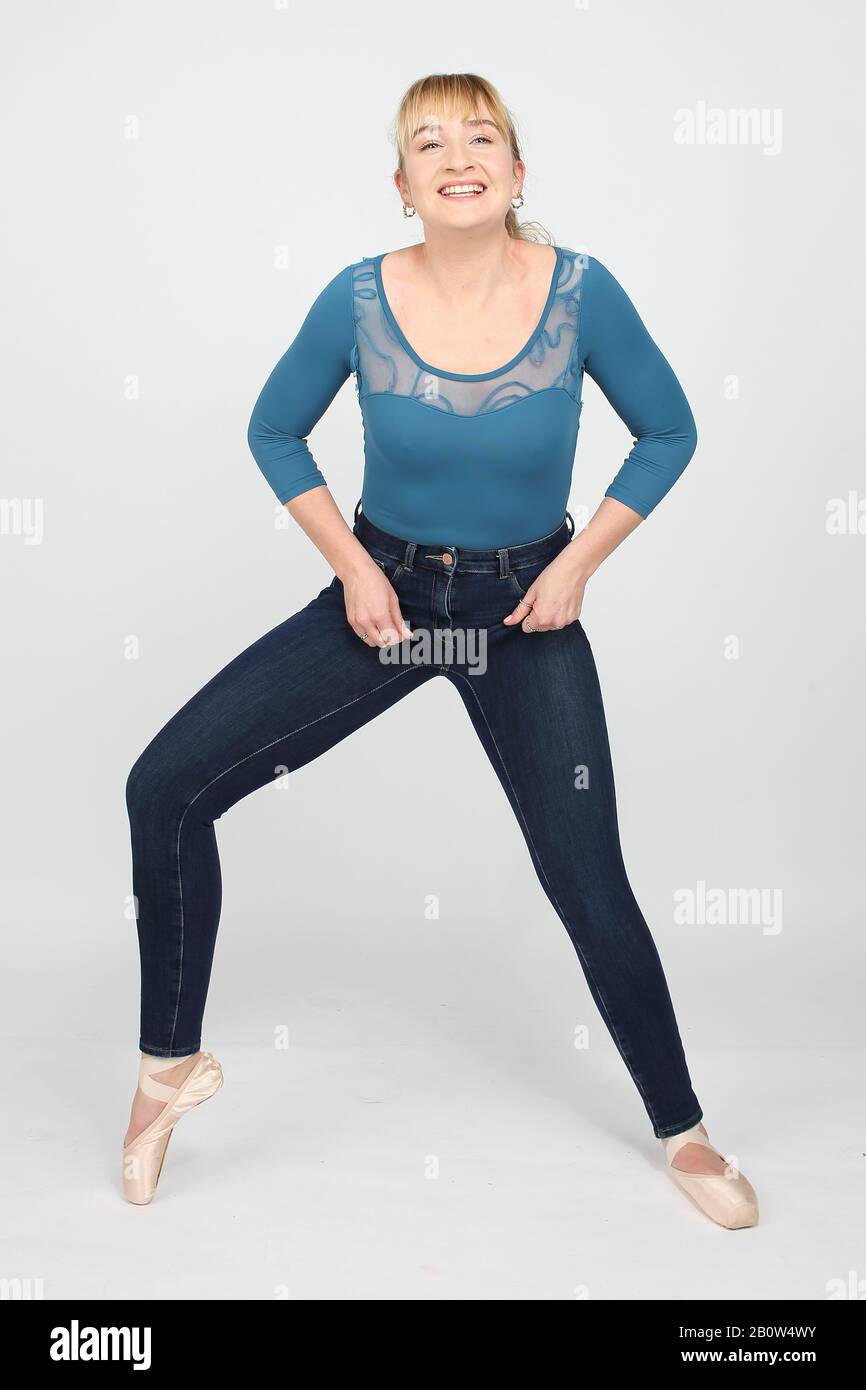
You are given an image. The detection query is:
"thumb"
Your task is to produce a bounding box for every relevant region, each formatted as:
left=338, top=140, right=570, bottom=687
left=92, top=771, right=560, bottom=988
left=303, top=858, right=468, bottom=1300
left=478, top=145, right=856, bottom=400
left=503, top=597, right=530, bottom=625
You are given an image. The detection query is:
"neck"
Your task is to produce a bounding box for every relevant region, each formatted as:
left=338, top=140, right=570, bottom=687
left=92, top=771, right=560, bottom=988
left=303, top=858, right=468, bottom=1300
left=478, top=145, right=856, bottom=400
left=415, top=230, right=524, bottom=306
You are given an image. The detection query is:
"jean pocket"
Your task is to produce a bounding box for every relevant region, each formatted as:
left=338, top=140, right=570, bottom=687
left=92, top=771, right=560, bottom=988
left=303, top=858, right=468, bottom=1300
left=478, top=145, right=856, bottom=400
left=370, top=551, right=405, bottom=585
left=507, top=560, right=547, bottom=601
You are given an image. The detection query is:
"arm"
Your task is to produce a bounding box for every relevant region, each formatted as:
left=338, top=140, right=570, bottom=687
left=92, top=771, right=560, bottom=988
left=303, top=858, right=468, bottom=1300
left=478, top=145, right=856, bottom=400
left=562, top=255, right=698, bottom=580
left=583, top=254, right=698, bottom=521
left=246, top=263, right=410, bottom=645
left=506, top=254, right=698, bottom=628
left=246, top=263, right=354, bottom=505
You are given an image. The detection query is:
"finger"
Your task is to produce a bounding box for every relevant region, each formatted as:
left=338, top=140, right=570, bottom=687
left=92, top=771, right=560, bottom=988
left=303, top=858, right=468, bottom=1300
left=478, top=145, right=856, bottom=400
left=503, top=596, right=533, bottom=626
left=350, top=615, right=388, bottom=646
left=372, top=607, right=406, bottom=648
left=388, top=597, right=412, bottom=642
left=524, top=608, right=573, bottom=632
left=522, top=608, right=548, bottom=633
left=371, top=609, right=404, bottom=647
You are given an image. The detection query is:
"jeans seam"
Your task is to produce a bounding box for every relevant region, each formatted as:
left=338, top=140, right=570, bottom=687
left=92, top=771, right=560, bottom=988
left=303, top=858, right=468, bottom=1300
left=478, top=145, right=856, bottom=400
left=373, top=555, right=405, bottom=586
left=169, top=663, right=421, bottom=1051
left=655, top=1108, right=705, bottom=1141
left=139, top=1042, right=200, bottom=1059
left=449, top=666, right=662, bottom=1134
left=443, top=569, right=454, bottom=625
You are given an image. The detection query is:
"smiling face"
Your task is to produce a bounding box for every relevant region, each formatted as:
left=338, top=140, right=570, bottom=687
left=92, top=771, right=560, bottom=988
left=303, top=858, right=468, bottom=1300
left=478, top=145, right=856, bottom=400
left=396, top=103, right=524, bottom=233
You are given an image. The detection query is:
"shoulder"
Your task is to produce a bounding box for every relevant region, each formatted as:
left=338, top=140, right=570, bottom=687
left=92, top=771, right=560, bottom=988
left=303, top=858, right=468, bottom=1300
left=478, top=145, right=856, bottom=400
left=556, top=248, right=619, bottom=280
left=552, top=244, right=609, bottom=291
left=574, top=253, right=655, bottom=362
left=302, top=260, right=357, bottom=310
left=319, top=259, right=360, bottom=291
left=294, top=262, right=358, bottom=357
left=367, top=245, right=417, bottom=271
left=303, top=260, right=365, bottom=328
left=366, top=245, right=423, bottom=300
left=573, top=252, right=638, bottom=315
left=560, top=249, right=614, bottom=287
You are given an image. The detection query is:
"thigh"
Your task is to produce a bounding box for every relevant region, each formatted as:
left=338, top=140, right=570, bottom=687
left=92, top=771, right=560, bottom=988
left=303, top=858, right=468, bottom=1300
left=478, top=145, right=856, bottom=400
left=127, top=579, right=437, bottom=814
left=449, top=623, right=626, bottom=888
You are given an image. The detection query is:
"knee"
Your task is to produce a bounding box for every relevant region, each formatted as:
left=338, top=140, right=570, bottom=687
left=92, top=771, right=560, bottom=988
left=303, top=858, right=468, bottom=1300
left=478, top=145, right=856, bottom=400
left=125, top=734, right=184, bottom=825
left=125, top=746, right=155, bottom=825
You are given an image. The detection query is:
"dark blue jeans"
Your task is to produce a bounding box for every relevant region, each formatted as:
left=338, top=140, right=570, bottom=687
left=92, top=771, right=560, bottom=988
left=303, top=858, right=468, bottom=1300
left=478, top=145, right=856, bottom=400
left=126, top=501, right=703, bottom=1139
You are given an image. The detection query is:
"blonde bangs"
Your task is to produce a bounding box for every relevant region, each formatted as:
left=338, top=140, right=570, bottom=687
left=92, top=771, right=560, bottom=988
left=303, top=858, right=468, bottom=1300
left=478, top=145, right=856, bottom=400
left=393, top=73, right=517, bottom=162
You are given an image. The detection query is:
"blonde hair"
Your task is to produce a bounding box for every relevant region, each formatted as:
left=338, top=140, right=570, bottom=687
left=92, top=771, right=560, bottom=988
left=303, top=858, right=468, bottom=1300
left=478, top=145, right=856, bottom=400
left=390, top=73, right=553, bottom=244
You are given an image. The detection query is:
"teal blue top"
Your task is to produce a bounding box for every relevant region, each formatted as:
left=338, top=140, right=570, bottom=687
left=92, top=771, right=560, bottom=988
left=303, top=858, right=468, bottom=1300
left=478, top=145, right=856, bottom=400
left=247, top=245, right=698, bottom=548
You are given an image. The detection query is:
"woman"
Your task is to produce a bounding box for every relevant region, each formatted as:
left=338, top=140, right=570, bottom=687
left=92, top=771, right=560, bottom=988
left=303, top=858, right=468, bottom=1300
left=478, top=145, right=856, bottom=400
left=123, top=72, right=758, bottom=1228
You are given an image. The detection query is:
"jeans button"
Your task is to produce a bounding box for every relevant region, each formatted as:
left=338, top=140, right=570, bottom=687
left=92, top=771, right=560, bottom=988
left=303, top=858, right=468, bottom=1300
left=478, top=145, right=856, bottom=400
left=442, top=552, right=453, bottom=565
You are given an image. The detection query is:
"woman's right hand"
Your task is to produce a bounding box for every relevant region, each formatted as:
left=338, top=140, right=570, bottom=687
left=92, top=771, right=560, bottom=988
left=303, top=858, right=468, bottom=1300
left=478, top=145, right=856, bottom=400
left=342, top=558, right=412, bottom=648
left=280, top=491, right=412, bottom=647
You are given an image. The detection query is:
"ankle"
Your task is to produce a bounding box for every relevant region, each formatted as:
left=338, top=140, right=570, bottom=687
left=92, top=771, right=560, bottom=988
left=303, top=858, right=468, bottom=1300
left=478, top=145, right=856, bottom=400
left=662, top=1121, right=730, bottom=1177
left=138, top=1051, right=200, bottom=1102
left=123, top=1052, right=201, bottom=1148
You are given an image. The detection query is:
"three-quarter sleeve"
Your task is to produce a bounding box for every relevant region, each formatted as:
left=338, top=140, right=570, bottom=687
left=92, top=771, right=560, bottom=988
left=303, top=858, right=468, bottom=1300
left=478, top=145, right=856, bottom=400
left=247, top=263, right=354, bottom=505
left=579, top=256, right=698, bottom=518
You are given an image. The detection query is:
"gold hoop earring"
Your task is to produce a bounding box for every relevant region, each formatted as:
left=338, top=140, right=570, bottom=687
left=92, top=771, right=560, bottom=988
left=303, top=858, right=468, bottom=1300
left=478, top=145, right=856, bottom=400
left=402, top=202, right=416, bottom=218
left=511, top=192, right=524, bottom=209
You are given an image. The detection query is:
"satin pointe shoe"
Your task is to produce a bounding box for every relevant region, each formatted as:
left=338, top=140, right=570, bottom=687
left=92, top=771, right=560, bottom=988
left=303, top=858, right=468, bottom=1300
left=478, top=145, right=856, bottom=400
left=662, top=1122, right=759, bottom=1229
left=122, top=1050, right=223, bottom=1205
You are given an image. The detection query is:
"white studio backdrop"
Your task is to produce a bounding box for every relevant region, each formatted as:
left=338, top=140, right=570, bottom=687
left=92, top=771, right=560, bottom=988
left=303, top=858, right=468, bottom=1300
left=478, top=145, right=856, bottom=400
left=1, top=0, right=863, bottom=1300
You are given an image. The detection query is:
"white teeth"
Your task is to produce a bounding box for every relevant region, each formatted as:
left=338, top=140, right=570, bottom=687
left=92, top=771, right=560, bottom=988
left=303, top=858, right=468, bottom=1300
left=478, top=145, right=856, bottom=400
left=439, top=184, right=484, bottom=196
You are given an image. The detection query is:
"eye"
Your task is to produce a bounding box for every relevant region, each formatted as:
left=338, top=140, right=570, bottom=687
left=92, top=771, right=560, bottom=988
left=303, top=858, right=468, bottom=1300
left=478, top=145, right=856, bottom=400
left=418, top=134, right=494, bottom=152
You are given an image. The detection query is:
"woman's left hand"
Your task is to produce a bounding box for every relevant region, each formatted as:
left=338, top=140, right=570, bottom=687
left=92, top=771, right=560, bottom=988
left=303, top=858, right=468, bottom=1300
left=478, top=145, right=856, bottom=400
left=502, top=549, right=590, bottom=633
left=502, top=499, right=644, bottom=632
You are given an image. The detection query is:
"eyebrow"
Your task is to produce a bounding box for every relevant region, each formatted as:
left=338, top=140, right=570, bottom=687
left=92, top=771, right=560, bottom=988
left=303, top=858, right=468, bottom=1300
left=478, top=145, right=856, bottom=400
left=412, top=116, right=499, bottom=138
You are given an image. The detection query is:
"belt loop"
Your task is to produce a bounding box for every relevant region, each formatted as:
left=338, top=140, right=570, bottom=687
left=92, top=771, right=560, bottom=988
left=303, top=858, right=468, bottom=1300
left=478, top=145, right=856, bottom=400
left=497, top=546, right=509, bottom=578
left=353, top=498, right=362, bottom=523
left=565, top=509, right=575, bottom=537
left=403, top=541, right=417, bottom=570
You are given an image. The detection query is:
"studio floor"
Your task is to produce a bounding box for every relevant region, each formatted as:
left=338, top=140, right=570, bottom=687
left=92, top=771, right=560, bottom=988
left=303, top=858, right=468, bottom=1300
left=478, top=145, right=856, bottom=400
left=4, top=1040, right=861, bottom=1301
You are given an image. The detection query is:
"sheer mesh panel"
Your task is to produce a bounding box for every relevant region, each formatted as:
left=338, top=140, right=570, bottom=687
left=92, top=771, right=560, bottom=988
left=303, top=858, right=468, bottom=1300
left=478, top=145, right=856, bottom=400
left=350, top=247, right=586, bottom=415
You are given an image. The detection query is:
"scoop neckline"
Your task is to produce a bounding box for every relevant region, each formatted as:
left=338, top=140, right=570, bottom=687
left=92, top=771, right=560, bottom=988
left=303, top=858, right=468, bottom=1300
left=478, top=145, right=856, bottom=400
left=371, top=243, right=563, bottom=383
